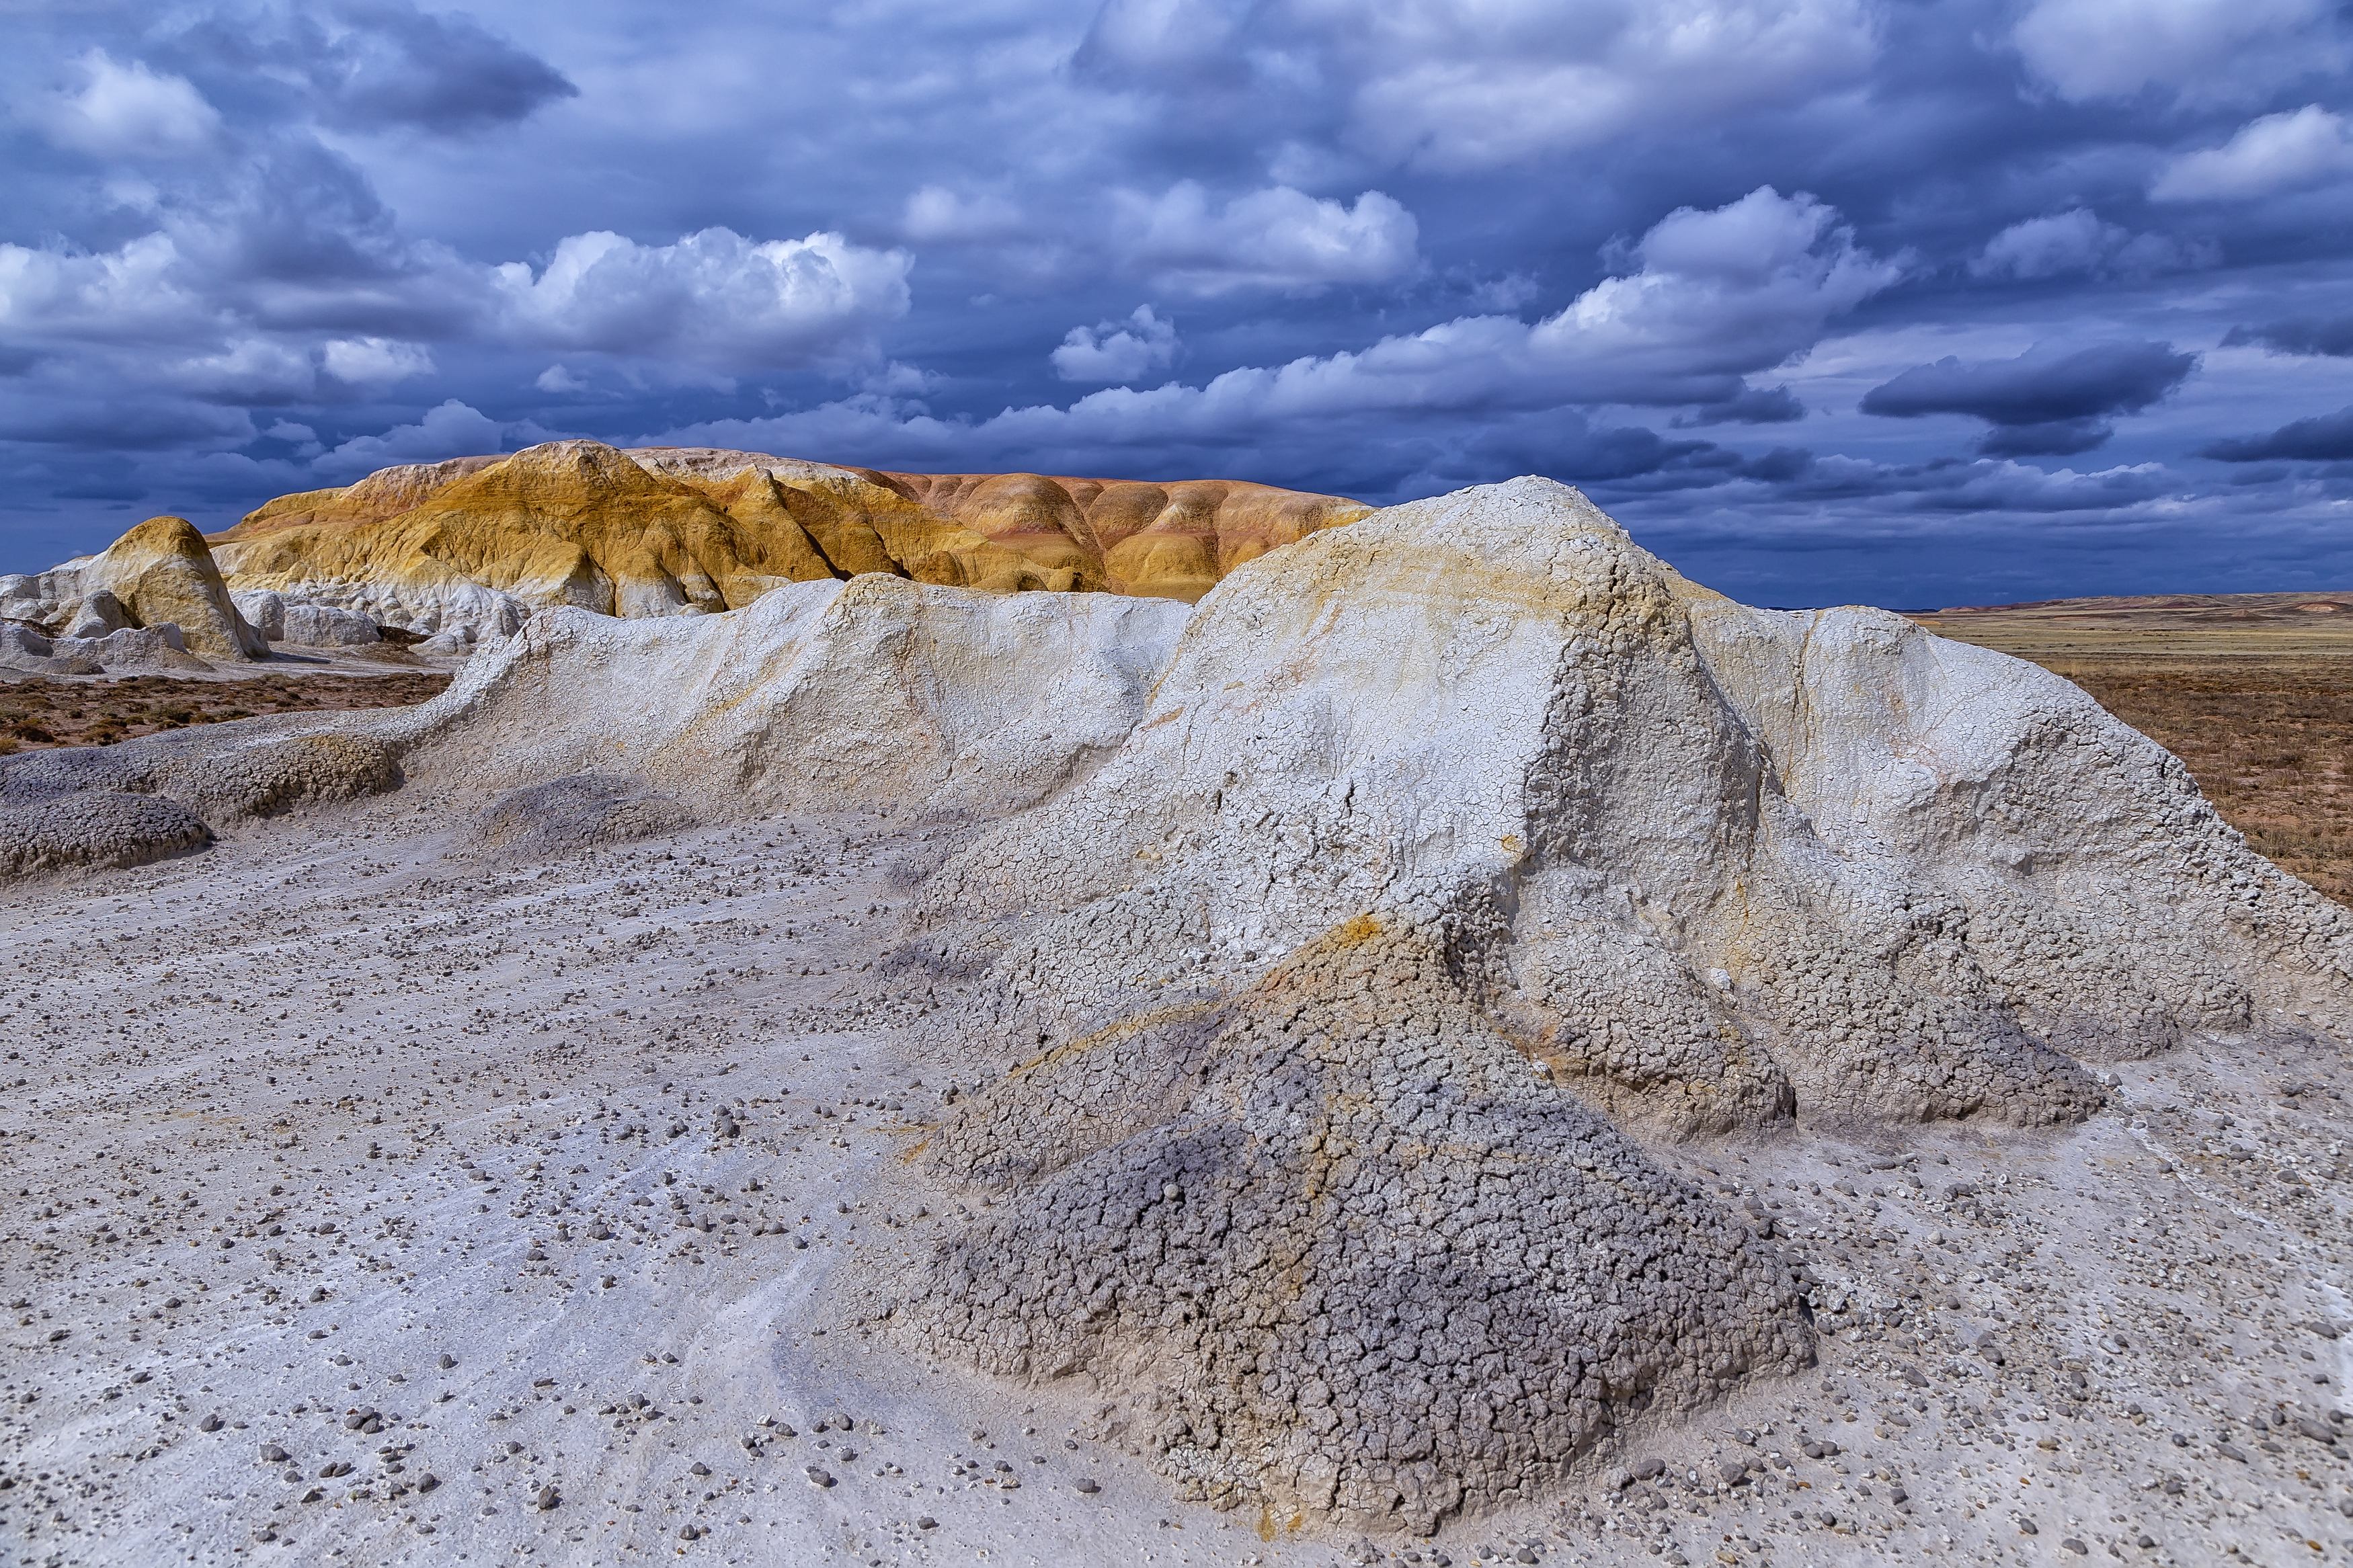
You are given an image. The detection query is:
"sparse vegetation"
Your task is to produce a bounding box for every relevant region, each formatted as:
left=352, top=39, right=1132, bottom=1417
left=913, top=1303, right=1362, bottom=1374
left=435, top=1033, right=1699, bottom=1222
left=0, top=671, right=450, bottom=751
left=2036, top=656, right=2353, bottom=905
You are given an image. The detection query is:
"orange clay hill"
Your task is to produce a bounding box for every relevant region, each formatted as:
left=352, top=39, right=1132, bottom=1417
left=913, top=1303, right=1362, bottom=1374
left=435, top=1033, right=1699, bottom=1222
left=208, top=440, right=1371, bottom=620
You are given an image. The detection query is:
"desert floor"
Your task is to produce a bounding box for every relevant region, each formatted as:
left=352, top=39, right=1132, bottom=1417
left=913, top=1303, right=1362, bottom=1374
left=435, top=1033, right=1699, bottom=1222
left=3, top=753, right=2350, bottom=1568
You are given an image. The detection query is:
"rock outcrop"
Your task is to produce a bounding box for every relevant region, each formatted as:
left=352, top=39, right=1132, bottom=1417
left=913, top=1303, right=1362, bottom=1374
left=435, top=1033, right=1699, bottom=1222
left=50, top=625, right=212, bottom=673
left=83, top=516, right=268, bottom=661
left=873, top=479, right=2352, bottom=1526
left=197, top=441, right=1369, bottom=645
left=14, top=475, right=2350, bottom=1536
left=5, top=446, right=1363, bottom=662
left=0, top=516, right=265, bottom=666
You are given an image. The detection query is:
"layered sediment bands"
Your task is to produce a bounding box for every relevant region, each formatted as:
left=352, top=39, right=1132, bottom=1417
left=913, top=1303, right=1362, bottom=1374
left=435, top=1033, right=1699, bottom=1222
left=863, top=470, right=1372, bottom=600
left=213, top=441, right=839, bottom=620
left=204, top=442, right=1370, bottom=636
left=907, top=914, right=1811, bottom=1533
left=229, top=453, right=504, bottom=538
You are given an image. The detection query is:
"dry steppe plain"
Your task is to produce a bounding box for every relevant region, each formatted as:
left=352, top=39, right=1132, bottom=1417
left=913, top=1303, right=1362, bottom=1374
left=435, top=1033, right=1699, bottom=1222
left=1914, top=592, right=2353, bottom=905
left=4, top=489, right=2352, bottom=1568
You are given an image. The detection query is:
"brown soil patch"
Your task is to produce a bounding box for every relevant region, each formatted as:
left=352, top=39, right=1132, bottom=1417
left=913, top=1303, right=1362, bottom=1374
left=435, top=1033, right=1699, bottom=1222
left=0, top=671, right=450, bottom=754
left=1912, top=590, right=2353, bottom=905
left=2026, top=656, right=2353, bottom=904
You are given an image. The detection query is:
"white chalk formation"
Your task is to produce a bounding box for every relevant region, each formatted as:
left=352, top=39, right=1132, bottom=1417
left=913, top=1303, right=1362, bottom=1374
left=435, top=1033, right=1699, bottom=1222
left=3, top=566, right=221, bottom=671
left=231, top=580, right=529, bottom=649
left=3, top=536, right=530, bottom=676
left=381, top=574, right=1190, bottom=819
left=9, top=477, right=2350, bottom=1536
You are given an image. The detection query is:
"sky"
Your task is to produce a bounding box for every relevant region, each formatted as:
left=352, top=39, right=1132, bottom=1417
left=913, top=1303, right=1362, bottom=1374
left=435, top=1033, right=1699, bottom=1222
left=6, top=1, right=2353, bottom=608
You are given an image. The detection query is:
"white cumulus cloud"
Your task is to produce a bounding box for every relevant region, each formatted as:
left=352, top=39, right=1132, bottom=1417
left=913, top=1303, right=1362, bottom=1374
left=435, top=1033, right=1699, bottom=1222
left=2150, top=106, right=2353, bottom=201
left=491, top=228, right=913, bottom=370
left=901, top=186, right=1027, bottom=243
left=1332, top=0, right=1880, bottom=169
left=157, top=338, right=319, bottom=405
left=659, top=185, right=1900, bottom=466
left=1081, top=0, right=1880, bottom=172
left=321, top=337, right=434, bottom=385
left=1969, top=208, right=2217, bottom=280
left=1111, top=183, right=1421, bottom=296
left=314, top=399, right=510, bottom=478
left=2013, top=0, right=2346, bottom=105
left=0, top=233, right=214, bottom=343
left=1052, top=306, right=1181, bottom=383
left=36, top=50, right=223, bottom=159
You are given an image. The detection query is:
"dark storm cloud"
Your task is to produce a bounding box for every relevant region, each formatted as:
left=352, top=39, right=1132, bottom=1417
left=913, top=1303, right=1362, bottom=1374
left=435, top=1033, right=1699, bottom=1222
left=1859, top=341, right=2199, bottom=456
left=2199, top=406, right=2353, bottom=462
left=162, top=1, right=577, bottom=134
left=1673, top=386, right=1806, bottom=426
left=8, top=0, right=2353, bottom=604
left=311, top=2, right=580, bottom=133
left=2221, top=317, right=2353, bottom=358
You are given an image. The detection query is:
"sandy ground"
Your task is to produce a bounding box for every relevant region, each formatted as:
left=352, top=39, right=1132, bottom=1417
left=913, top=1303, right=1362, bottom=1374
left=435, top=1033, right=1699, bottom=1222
left=1, top=666, right=453, bottom=755
left=4, top=778, right=2352, bottom=1568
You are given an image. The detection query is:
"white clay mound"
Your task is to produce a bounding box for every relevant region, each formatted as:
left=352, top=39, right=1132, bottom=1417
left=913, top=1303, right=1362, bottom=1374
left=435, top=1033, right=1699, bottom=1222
left=916, top=478, right=2353, bottom=1131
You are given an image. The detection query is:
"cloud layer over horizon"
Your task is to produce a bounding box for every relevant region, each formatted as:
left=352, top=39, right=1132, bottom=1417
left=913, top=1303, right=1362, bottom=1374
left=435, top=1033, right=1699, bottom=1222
left=6, top=0, right=2353, bottom=607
